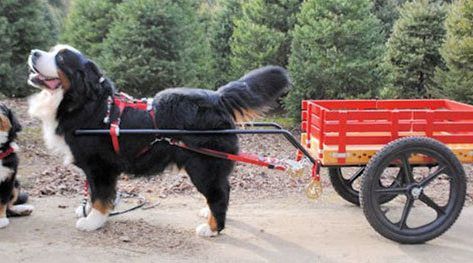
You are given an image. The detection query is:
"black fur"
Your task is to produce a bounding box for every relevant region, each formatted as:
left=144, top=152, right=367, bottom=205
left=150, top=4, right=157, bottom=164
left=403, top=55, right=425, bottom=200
left=0, top=104, right=21, bottom=216
left=52, top=49, right=289, bottom=232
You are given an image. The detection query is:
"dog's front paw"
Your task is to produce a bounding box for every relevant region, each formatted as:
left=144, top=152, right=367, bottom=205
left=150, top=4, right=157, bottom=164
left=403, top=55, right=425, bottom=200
left=196, top=223, right=218, bottom=237
left=9, top=205, right=34, bottom=216
left=75, top=209, right=108, bottom=231
left=75, top=203, right=90, bottom=218
left=0, top=218, right=10, bottom=228
left=198, top=207, right=210, bottom=218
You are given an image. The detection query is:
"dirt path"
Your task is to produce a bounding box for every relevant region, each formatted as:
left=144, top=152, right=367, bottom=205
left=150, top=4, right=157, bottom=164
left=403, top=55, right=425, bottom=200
left=1, top=190, right=472, bottom=263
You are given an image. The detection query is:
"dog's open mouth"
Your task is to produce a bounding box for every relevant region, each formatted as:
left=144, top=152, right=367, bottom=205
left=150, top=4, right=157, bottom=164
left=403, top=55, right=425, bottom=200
left=29, top=69, right=61, bottom=90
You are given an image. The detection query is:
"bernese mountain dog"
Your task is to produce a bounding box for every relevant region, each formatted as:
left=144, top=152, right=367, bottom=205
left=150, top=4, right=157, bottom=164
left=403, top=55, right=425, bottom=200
left=27, top=44, right=289, bottom=236
left=0, top=104, right=34, bottom=228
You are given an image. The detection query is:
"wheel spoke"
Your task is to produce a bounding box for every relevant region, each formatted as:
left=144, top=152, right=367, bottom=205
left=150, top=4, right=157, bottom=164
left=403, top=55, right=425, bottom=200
left=374, top=187, right=408, bottom=195
left=398, top=197, right=414, bottom=230
left=420, top=165, right=447, bottom=187
left=347, top=167, right=364, bottom=186
left=400, top=154, right=414, bottom=184
left=419, top=193, right=445, bottom=216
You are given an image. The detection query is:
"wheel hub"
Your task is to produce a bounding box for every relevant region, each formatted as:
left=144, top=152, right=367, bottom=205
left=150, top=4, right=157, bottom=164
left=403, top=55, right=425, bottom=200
left=410, top=186, right=423, bottom=200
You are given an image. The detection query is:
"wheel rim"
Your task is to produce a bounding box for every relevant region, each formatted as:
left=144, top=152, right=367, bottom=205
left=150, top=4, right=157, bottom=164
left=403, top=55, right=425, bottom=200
left=369, top=147, right=459, bottom=236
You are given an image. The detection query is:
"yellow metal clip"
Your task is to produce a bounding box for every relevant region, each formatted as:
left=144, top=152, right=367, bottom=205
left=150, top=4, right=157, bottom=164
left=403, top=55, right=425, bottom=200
left=305, top=178, right=323, bottom=200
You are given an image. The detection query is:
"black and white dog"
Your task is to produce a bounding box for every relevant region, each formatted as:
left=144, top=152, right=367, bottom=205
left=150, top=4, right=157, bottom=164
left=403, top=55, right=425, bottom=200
left=0, top=104, right=33, bottom=228
left=27, top=44, right=289, bottom=236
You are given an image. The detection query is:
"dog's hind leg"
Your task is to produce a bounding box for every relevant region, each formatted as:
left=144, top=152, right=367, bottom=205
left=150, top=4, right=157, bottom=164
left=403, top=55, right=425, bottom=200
left=184, top=156, right=233, bottom=237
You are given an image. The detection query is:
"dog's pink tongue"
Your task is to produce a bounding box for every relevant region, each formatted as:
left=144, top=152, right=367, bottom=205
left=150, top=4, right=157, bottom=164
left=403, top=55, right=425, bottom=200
left=44, top=79, right=61, bottom=90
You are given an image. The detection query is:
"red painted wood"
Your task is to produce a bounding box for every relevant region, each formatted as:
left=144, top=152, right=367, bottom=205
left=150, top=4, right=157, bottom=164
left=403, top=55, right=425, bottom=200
left=302, top=99, right=473, bottom=163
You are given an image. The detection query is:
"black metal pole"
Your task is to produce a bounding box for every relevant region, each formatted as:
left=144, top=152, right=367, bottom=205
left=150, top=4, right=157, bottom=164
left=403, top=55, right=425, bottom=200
left=75, top=125, right=316, bottom=164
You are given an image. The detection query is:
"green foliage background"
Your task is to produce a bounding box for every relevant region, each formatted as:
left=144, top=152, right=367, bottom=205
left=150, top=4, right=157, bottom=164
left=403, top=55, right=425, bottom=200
left=0, top=0, right=59, bottom=97
left=284, top=0, right=385, bottom=119
left=0, top=0, right=471, bottom=124
left=382, top=0, right=447, bottom=99
left=434, top=0, right=473, bottom=104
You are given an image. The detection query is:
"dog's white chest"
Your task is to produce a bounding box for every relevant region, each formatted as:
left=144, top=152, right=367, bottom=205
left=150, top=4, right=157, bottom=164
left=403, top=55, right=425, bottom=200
left=28, top=90, right=74, bottom=165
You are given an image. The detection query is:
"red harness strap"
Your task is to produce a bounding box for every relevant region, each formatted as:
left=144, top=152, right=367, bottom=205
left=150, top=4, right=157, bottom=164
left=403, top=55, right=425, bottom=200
left=0, top=147, right=14, bottom=160
left=168, top=139, right=287, bottom=171
left=108, top=92, right=156, bottom=154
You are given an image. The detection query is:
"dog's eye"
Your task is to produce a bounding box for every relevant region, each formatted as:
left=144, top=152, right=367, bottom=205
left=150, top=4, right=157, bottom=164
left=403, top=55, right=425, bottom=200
left=57, top=55, right=64, bottom=63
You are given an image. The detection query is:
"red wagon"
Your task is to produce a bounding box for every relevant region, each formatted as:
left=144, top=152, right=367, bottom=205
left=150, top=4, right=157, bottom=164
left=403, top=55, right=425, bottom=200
left=76, top=98, right=472, bottom=244
left=301, top=99, right=471, bottom=243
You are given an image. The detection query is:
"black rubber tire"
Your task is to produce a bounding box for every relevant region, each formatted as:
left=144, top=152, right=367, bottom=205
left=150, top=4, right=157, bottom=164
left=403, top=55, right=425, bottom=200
left=360, top=137, right=466, bottom=244
left=329, top=167, right=363, bottom=206
left=330, top=167, right=399, bottom=206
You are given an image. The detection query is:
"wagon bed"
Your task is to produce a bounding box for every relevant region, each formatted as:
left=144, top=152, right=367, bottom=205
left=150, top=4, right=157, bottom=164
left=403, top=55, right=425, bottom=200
left=301, top=99, right=473, bottom=166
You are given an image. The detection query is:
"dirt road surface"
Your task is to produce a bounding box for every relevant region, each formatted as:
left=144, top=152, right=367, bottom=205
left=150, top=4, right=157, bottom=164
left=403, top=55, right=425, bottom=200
left=1, top=190, right=472, bottom=263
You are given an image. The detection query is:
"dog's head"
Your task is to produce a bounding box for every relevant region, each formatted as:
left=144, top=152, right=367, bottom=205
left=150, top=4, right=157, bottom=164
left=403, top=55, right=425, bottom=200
left=0, top=104, right=21, bottom=146
left=27, top=44, right=112, bottom=111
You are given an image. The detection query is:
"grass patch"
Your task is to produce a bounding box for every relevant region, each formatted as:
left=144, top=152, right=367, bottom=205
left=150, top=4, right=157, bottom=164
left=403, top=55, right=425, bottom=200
left=257, top=115, right=297, bottom=129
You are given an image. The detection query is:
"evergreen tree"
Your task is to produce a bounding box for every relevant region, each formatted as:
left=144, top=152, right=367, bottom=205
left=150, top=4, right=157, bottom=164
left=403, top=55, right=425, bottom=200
left=0, top=0, right=58, bottom=97
left=230, top=0, right=302, bottom=78
left=434, top=0, right=473, bottom=104
left=61, top=0, right=121, bottom=59
left=373, top=0, right=406, bottom=39
left=100, top=0, right=213, bottom=96
left=285, top=0, right=385, bottom=119
left=209, top=0, right=243, bottom=87
left=383, top=0, right=446, bottom=99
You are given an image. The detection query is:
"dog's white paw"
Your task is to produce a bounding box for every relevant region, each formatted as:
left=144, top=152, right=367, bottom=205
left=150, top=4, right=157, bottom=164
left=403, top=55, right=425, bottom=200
left=196, top=223, right=218, bottom=237
left=0, top=218, right=10, bottom=228
left=75, top=209, right=108, bottom=231
left=10, top=205, right=34, bottom=216
left=198, top=207, right=210, bottom=218
left=75, top=203, right=91, bottom=218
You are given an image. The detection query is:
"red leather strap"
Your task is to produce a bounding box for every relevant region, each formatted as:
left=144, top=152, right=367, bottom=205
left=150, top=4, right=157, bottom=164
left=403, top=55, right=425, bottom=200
left=110, top=98, right=126, bottom=154
left=170, top=140, right=286, bottom=171
left=109, top=93, right=157, bottom=155
left=110, top=123, right=120, bottom=154
left=0, top=147, right=14, bottom=159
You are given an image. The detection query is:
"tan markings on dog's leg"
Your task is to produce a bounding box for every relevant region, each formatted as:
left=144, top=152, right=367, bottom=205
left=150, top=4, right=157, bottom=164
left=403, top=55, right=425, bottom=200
left=9, top=187, right=19, bottom=207
left=76, top=200, right=111, bottom=231
left=58, top=70, right=71, bottom=91
left=0, top=203, right=9, bottom=228
left=0, top=114, right=11, bottom=132
left=0, top=204, right=6, bottom=218
left=208, top=212, right=218, bottom=232
left=92, top=200, right=112, bottom=215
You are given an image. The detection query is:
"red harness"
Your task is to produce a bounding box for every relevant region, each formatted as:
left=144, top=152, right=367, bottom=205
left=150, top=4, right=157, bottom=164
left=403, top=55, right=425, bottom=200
left=0, top=147, right=14, bottom=160
left=106, top=92, right=157, bottom=154
left=104, top=93, right=302, bottom=174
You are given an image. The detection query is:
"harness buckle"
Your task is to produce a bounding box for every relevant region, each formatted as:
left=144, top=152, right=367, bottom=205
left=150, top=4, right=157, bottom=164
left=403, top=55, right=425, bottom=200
left=111, top=123, right=120, bottom=136
left=149, top=137, right=173, bottom=145
left=146, top=98, right=153, bottom=111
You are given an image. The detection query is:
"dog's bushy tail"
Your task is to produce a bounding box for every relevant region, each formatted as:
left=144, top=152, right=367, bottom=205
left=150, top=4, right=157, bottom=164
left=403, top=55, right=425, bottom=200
left=217, top=66, right=290, bottom=122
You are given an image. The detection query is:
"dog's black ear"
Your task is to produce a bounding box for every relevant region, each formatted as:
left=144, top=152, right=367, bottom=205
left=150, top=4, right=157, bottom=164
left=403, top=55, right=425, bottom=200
left=63, top=70, right=89, bottom=112
left=61, top=59, right=104, bottom=112
left=85, top=60, right=102, bottom=80
left=7, top=108, right=21, bottom=134
left=85, top=59, right=115, bottom=94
